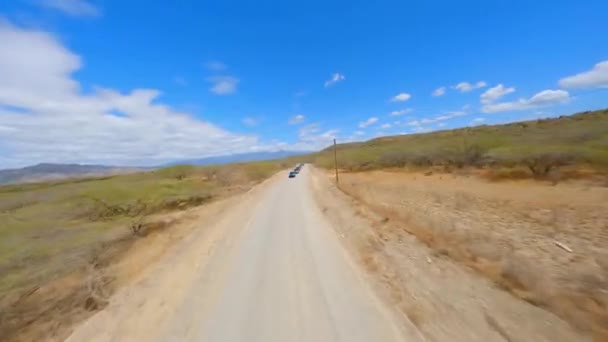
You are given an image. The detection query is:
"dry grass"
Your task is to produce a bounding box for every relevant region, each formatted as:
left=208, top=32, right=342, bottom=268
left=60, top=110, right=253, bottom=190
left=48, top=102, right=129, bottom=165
left=336, top=170, right=608, bottom=338
left=311, top=167, right=590, bottom=341
left=0, top=237, right=128, bottom=341
left=481, top=165, right=607, bottom=184
left=0, top=161, right=283, bottom=341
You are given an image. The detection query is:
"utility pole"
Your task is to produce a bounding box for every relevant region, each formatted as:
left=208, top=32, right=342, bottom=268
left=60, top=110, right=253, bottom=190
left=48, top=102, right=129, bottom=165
left=333, top=138, right=339, bottom=186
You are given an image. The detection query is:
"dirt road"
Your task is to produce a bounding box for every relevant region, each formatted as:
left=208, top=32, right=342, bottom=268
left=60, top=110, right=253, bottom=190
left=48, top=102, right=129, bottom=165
left=66, top=168, right=421, bottom=342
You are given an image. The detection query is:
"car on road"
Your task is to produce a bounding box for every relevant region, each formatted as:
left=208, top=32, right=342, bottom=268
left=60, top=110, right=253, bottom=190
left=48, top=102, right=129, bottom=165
left=288, top=171, right=296, bottom=178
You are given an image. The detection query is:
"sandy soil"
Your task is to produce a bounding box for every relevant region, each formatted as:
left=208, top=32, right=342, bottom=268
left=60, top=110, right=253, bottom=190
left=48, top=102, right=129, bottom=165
left=310, top=167, right=596, bottom=341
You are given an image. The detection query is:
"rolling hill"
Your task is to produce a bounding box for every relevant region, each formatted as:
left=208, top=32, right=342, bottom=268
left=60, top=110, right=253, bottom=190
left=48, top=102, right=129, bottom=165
left=165, top=150, right=310, bottom=166
left=0, top=163, right=143, bottom=185
left=314, top=108, right=608, bottom=173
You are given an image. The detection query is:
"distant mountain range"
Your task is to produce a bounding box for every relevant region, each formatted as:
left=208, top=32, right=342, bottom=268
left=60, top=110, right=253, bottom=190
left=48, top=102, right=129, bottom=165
left=164, top=150, right=310, bottom=166
left=0, top=150, right=310, bottom=185
left=0, top=163, right=144, bottom=185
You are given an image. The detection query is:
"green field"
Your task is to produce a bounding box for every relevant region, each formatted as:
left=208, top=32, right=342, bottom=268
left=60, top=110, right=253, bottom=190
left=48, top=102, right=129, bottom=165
left=313, top=109, right=608, bottom=177
left=0, top=161, right=284, bottom=298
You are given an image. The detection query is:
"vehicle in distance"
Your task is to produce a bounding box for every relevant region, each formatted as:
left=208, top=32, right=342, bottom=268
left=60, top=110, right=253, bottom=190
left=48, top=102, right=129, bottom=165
left=290, top=163, right=303, bottom=177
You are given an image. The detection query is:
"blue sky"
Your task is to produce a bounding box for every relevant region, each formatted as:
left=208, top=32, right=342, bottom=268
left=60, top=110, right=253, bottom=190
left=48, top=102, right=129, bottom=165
left=1, top=0, right=607, bottom=167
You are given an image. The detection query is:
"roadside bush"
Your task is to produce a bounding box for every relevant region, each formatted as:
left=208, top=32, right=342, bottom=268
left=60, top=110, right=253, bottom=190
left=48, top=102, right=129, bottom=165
left=521, top=152, right=576, bottom=178
left=376, top=148, right=486, bottom=169
left=378, top=150, right=411, bottom=168
left=87, top=198, right=148, bottom=221
left=161, top=194, right=213, bottom=210
left=342, top=160, right=376, bottom=172
left=410, top=154, right=434, bottom=167
left=462, top=144, right=486, bottom=166
left=200, top=166, right=240, bottom=185
left=443, top=143, right=487, bottom=168
left=157, top=165, right=197, bottom=180
left=215, top=167, right=239, bottom=185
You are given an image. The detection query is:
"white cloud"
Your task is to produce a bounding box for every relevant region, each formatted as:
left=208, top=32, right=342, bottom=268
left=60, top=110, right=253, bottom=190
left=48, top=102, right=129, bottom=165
left=40, top=0, right=100, bottom=17
left=288, top=114, right=305, bottom=124
left=297, top=123, right=317, bottom=137
left=390, top=92, right=411, bottom=102
left=403, top=108, right=468, bottom=130
left=242, top=117, right=258, bottom=126
left=354, top=130, right=365, bottom=136
left=482, top=89, right=570, bottom=113
left=389, top=108, right=413, bottom=116
left=296, top=123, right=338, bottom=149
left=437, top=123, right=446, bottom=128
left=559, top=60, right=608, bottom=88
left=0, top=21, right=277, bottom=168
left=470, top=117, right=486, bottom=125
left=359, top=117, right=379, bottom=128
left=419, top=110, right=467, bottom=124
left=208, top=76, right=239, bottom=95
left=324, top=73, right=345, bottom=87
left=480, top=84, right=515, bottom=104
left=453, top=81, right=487, bottom=93
left=380, top=123, right=392, bottom=129
left=205, top=61, right=227, bottom=71
left=411, top=126, right=431, bottom=133
left=432, top=87, right=446, bottom=97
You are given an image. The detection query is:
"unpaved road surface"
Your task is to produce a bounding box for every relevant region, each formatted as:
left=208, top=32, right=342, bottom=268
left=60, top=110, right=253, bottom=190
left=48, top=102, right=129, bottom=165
left=67, top=168, right=420, bottom=342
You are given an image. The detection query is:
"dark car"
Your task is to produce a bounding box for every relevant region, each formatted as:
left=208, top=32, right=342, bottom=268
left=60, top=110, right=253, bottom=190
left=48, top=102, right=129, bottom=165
left=289, top=171, right=296, bottom=178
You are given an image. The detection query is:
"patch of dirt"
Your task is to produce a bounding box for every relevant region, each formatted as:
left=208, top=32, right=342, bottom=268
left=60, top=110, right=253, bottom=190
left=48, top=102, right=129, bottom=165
left=332, top=170, right=608, bottom=339
left=310, top=167, right=592, bottom=341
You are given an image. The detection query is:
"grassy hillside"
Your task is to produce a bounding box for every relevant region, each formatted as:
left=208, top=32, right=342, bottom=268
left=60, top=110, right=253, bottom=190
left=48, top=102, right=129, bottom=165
left=314, top=109, right=608, bottom=178
left=0, top=160, right=286, bottom=340
left=0, top=163, right=144, bottom=185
